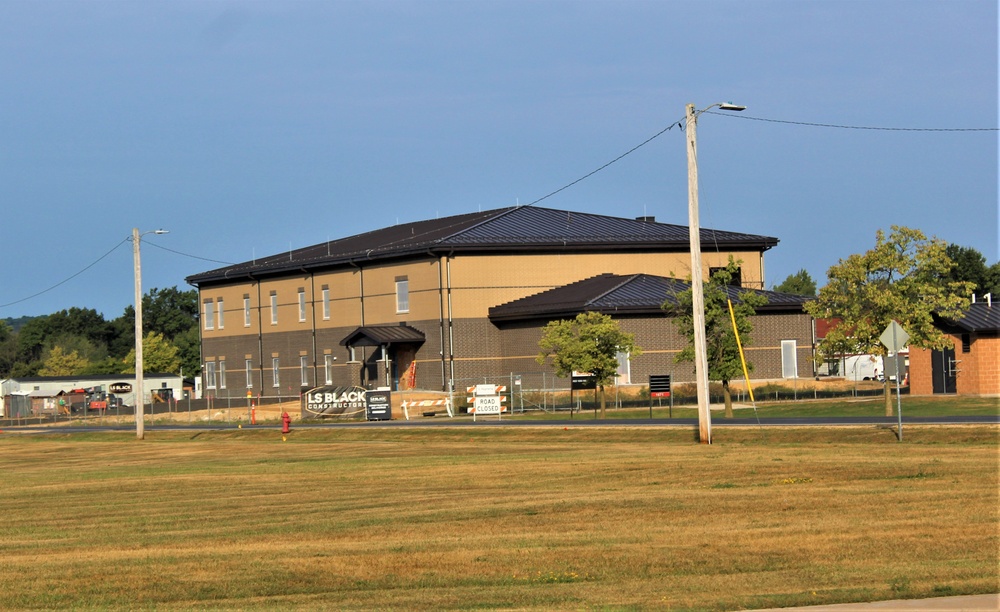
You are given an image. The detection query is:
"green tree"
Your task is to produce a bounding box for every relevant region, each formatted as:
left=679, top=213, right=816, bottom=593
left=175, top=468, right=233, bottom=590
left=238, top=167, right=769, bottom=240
left=0, top=321, right=18, bottom=377
left=122, top=332, right=182, bottom=375
left=943, top=244, right=1000, bottom=297
left=38, top=346, right=90, bottom=376
left=110, top=287, right=200, bottom=374
left=805, top=226, right=973, bottom=416
left=666, top=259, right=768, bottom=418
left=772, top=269, right=817, bottom=296
left=536, top=311, right=641, bottom=419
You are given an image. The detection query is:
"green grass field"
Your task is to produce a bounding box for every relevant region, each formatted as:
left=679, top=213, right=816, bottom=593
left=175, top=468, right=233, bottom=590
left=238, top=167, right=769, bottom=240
left=0, top=423, right=996, bottom=610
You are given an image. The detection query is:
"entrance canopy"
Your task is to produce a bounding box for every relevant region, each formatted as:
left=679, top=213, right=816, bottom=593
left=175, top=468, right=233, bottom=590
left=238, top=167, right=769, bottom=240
left=340, top=324, right=425, bottom=348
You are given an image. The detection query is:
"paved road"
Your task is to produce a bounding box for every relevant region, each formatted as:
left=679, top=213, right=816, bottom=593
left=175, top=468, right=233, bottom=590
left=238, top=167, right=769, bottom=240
left=753, top=593, right=999, bottom=611
left=2, top=414, right=997, bottom=434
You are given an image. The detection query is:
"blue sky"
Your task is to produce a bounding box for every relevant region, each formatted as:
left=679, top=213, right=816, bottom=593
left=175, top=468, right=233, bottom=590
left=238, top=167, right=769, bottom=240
left=1, top=0, right=996, bottom=319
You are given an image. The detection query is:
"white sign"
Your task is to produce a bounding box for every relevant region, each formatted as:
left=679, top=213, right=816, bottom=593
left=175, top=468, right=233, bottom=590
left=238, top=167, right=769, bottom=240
left=474, top=384, right=497, bottom=396
left=474, top=395, right=502, bottom=414
left=880, top=321, right=910, bottom=353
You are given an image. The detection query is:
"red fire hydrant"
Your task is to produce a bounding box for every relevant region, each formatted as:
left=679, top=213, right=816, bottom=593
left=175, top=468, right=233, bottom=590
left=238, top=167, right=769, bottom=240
left=281, top=411, right=291, bottom=434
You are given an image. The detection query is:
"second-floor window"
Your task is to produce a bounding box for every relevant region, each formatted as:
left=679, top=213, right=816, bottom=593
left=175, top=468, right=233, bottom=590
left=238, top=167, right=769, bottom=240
left=204, top=301, right=215, bottom=330
left=396, top=278, right=409, bottom=313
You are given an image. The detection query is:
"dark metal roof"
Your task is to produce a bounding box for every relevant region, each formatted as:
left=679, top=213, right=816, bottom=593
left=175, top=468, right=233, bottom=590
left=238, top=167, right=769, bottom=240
left=937, top=302, right=1000, bottom=334
left=186, top=206, right=779, bottom=286
left=488, top=273, right=809, bottom=322
left=340, top=324, right=426, bottom=347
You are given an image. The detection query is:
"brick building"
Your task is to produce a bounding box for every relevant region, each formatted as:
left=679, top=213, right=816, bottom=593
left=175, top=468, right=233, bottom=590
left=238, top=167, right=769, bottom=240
left=908, top=299, right=1000, bottom=396
left=185, top=206, right=811, bottom=397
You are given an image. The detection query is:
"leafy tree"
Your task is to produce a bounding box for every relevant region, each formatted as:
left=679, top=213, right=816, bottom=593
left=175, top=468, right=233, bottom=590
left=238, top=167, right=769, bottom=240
left=122, top=332, right=182, bottom=375
left=0, top=321, right=17, bottom=377
left=666, top=259, right=768, bottom=418
left=173, top=326, right=202, bottom=377
left=109, top=287, right=200, bottom=374
left=805, top=226, right=973, bottom=416
left=943, top=244, right=1000, bottom=297
left=536, top=311, right=641, bottom=419
left=38, top=346, right=90, bottom=376
left=772, top=269, right=817, bottom=296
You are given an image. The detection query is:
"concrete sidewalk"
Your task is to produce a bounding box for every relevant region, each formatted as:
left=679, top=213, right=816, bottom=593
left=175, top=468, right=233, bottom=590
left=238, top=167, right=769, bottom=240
left=753, top=593, right=998, bottom=611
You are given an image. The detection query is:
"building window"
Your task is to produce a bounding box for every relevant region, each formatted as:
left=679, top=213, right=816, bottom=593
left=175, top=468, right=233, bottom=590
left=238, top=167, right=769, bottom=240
left=205, top=361, right=217, bottom=389
left=961, top=333, right=971, bottom=353
left=781, top=340, right=798, bottom=378
left=245, top=359, right=253, bottom=389
left=616, top=350, right=631, bottom=385
left=322, top=287, right=330, bottom=320
left=270, top=293, right=278, bottom=325
left=217, top=298, right=224, bottom=329
left=324, top=354, right=333, bottom=384
left=709, top=266, right=743, bottom=287
left=204, top=301, right=215, bottom=330
left=244, top=297, right=251, bottom=327
left=219, top=360, right=227, bottom=389
left=298, top=289, right=307, bottom=322
left=300, top=356, right=309, bottom=386
left=396, top=277, right=409, bottom=313
left=272, top=358, right=280, bottom=387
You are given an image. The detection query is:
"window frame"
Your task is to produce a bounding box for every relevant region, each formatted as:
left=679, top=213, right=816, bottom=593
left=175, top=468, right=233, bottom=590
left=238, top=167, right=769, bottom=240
left=204, top=300, right=215, bottom=330
left=395, top=278, right=409, bottom=313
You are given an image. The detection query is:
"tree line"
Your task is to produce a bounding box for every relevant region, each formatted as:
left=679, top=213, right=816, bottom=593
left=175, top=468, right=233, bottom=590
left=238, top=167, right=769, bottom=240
left=0, top=287, right=200, bottom=379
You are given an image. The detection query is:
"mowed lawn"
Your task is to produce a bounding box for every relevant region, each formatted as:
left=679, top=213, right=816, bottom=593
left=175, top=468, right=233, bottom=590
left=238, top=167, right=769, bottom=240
left=0, top=426, right=996, bottom=610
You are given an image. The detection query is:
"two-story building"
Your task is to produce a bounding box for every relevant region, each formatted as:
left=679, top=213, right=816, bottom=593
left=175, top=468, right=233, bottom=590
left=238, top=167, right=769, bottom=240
left=186, top=205, right=812, bottom=397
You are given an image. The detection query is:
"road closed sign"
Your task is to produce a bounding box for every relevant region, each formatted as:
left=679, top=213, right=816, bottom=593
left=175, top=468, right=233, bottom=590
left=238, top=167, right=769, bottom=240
left=474, top=395, right=503, bottom=414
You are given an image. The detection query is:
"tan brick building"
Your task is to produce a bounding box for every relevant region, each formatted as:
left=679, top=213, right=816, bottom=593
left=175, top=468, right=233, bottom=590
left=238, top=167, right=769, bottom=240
left=186, top=206, right=812, bottom=397
left=908, top=300, right=1000, bottom=396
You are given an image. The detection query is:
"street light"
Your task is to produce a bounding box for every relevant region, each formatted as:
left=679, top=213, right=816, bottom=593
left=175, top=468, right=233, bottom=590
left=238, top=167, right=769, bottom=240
left=685, top=101, right=745, bottom=444
left=132, top=228, right=168, bottom=440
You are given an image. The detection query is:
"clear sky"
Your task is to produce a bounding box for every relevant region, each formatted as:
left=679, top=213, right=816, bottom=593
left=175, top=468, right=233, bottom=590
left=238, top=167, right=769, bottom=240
left=1, top=0, right=996, bottom=320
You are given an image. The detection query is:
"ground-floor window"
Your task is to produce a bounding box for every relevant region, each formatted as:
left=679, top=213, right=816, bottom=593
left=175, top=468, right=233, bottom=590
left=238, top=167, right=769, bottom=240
left=781, top=340, right=798, bottom=378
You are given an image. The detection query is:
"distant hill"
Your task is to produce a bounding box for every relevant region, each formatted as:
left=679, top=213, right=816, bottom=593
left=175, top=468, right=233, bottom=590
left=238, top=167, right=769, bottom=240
left=3, top=315, right=37, bottom=331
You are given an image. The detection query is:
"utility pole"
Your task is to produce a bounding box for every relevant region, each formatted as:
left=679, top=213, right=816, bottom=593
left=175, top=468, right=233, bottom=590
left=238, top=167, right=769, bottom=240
left=685, top=103, right=712, bottom=444
left=133, top=228, right=168, bottom=440
left=685, top=102, right=746, bottom=444
left=133, top=228, right=144, bottom=440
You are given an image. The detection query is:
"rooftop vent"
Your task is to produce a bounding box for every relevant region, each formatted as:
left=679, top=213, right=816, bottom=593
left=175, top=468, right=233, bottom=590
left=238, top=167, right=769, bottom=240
left=635, top=216, right=656, bottom=222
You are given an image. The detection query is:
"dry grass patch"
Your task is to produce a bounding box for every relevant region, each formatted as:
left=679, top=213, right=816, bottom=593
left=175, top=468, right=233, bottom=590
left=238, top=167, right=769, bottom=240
left=0, top=426, right=995, bottom=610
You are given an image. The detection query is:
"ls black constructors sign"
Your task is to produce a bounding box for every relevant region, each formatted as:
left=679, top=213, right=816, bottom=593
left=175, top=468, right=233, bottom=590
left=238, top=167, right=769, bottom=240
left=649, top=375, right=671, bottom=398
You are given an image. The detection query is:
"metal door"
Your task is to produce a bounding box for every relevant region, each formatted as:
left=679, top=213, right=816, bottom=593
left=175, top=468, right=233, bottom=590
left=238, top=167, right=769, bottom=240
left=930, top=347, right=957, bottom=394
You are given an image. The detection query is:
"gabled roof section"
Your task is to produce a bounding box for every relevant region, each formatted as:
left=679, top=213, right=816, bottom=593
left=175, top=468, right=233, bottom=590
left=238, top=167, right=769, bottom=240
left=186, top=206, right=778, bottom=285
left=488, top=273, right=809, bottom=322
left=936, top=302, right=1000, bottom=334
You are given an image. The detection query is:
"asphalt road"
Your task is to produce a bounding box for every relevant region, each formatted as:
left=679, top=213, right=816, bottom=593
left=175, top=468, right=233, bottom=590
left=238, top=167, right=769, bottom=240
left=3, top=414, right=997, bottom=434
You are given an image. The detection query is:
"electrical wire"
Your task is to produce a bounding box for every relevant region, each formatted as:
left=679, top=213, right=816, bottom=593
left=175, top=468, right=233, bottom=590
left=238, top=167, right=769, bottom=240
left=144, top=241, right=234, bottom=265
left=524, top=123, right=678, bottom=207
left=0, top=238, right=130, bottom=309
left=704, top=110, right=999, bottom=131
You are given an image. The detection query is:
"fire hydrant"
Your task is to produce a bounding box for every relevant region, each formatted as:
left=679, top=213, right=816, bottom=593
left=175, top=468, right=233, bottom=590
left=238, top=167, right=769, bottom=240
left=281, top=411, right=291, bottom=434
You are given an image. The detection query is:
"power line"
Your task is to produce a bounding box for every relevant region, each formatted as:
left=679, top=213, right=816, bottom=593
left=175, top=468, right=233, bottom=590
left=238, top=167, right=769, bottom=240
left=144, top=241, right=234, bottom=265
left=705, top=110, right=999, bottom=131
left=0, top=238, right=130, bottom=309
left=525, top=123, right=678, bottom=207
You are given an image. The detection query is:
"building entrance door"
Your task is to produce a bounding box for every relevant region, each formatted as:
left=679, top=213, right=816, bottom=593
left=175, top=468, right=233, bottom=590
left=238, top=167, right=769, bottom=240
left=931, top=347, right=957, bottom=394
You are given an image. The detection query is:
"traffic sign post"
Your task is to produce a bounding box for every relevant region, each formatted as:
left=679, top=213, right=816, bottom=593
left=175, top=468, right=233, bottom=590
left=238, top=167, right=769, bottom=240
left=880, top=321, right=910, bottom=442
